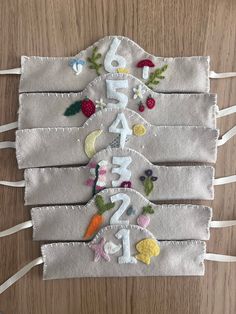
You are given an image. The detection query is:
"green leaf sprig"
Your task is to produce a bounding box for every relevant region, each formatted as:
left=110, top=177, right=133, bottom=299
left=145, top=64, right=168, bottom=89
left=87, top=47, right=102, bottom=76
left=95, top=195, right=115, bottom=215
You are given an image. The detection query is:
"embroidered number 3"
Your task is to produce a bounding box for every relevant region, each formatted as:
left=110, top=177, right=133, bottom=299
left=115, top=229, right=137, bottom=264
left=110, top=193, right=131, bottom=225
left=106, top=79, right=128, bottom=109
left=104, top=38, right=127, bottom=73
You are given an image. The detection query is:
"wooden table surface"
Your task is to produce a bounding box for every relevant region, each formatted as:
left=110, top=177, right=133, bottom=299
left=0, top=0, right=235, bottom=313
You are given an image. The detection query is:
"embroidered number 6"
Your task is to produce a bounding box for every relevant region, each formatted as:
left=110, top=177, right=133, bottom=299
left=110, top=193, right=131, bottom=225
left=104, top=38, right=127, bottom=73
left=106, top=79, right=128, bottom=109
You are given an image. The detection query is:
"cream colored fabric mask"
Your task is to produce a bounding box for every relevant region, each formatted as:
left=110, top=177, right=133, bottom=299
left=1, top=148, right=236, bottom=205
left=1, top=188, right=235, bottom=241
left=1, top=225, right=236, bottom=295
left=0, top=36, right=236, bottom=93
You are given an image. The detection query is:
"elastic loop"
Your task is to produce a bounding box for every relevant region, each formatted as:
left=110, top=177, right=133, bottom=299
left=214, top=175, right=236, bottom=186
left=205, top=253, right=236, bottom=262
left=0, top=68, right=21, bottom=75
left=217, top=126, right=236, bottom=146
left=0, top=257, right=43, bottom=294
left=0, top=180, right=25, bottom=187
left=217, top=105, right=236, bottom=118
left=0, top=121, right=18, bottom=133
left=209, top=71, right=236, bottom=79
left=0, top=220, right=32, bottom=237
left=0, top=141, right=16, bottom=149
left=210, top=220, right=236, bottom=228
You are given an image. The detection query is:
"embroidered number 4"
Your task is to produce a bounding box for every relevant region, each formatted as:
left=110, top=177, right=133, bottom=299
left=104, top=38, right=127, bottom=73
left=115, top=229, right=137, bottom=264
left=109, top=113, right=132, bottom=148
left=106, top=79, right=128, bottom=109
left=110, top=193, right=131, bottom=225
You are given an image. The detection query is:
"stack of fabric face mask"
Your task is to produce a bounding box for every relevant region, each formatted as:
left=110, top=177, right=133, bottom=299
left=0, top=36, right=236, bottom=293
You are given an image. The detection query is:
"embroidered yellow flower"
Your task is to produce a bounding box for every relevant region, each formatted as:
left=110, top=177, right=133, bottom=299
left=117, top=67, right=129, bottom=74
left=133, top=124, right=146, bottom=136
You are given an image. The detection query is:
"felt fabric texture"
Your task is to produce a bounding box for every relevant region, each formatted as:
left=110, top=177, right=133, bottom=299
left=24, top=148, right=214, bottom=205
left=41, top=225, right=206, bottom=279
left=19, top=36, right=210, bottom=93
left=32, top=188, right=212, bottom=241
left=15, top=109, right=219, bottom=169
left=18, top=74, right=217, bottom=129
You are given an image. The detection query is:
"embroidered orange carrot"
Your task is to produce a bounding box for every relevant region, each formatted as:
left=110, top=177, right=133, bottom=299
left=83, top=195, right=115, bottom=239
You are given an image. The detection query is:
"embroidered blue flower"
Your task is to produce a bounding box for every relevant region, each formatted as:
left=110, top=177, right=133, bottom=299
left=69, top=59, right=86, bottom=75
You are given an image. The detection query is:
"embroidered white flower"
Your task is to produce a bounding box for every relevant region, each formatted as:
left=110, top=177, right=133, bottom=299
left=95, top=98, right=107, bottom=109
left=133, top=85, right=145, bottom=99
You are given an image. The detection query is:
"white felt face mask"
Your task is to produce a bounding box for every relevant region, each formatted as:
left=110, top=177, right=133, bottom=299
left=1, top=224, right=236, bottom=295
left=1, top=188, right=235, bottom=242
left=1, top=148, right=236, bottom=205
left=0, top=36, right=236, bottom=93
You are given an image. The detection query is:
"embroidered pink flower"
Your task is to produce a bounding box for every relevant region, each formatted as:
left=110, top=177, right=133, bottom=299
left=120, top=181, right=132, bottom=188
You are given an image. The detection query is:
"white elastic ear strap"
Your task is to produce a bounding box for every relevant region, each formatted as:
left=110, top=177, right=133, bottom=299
left=0, top=141, right=16, bottom=149
left=0, top=180, right=25, bottom=187
left=217, top=105, right=236, bottom=118
left=217, top=126, right=236, bottom=146
left=0, top=68, right=21, bottom=74
left=209, top=71, right=236, bottom=78
left=0, top=257, right=43, bottom=294
left=0, top=220, right=32, bottom=237
left=205, top=254, right=236, bottom=262
left=0, top=121, right=18, bottom=133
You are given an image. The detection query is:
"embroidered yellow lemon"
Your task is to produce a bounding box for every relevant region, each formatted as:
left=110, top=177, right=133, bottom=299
left=133, top=124, right=146, bottom=136
left=135, top=238, right=160, bottom=265
left=117, top=68, right=129, bottom=74
left=84, top=129, right=103, bottom=158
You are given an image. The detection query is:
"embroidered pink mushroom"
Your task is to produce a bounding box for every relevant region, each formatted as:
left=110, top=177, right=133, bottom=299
left=137, top=59, right=155, bottom=80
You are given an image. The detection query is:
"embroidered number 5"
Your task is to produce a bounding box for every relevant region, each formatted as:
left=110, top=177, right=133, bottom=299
left=106, top=79, right=128, bottom=109
left=104, top=38, right=127, bottom=73
left=115, top=229, right=137, bottom=264
left=110, top=193, right=131, bottom=225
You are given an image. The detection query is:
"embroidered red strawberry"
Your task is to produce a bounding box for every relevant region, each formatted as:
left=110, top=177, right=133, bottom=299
left=138, top=103, right=145, bottom=112
left=81, top=98, right=96, bottom=117
left=146, top=96, right=155, bottom=109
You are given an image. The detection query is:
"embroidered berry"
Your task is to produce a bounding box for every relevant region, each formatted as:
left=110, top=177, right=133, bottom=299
left=137, top=214, right=150, bottom=228
left=137, top=205, right=155, bottom=228
left=146, top=96, right=156, bottom=109
left=81, top=98, right=96, bottom=117
left=138, top=103, right=145, bottom=112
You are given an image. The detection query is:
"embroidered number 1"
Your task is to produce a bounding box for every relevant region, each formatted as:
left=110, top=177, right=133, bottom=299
left=106, top=79, right=128, bottom=109
left=110, top=193, right=131, bottom=225
left=115, top=229, right=137, bottom=264
left=104, top=38, right=127, bottom=73
left=109, top=113, right=132, bottom=148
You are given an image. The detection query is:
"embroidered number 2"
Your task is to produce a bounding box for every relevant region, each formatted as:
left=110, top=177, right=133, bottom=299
left=115, top=229, right=137, bottom=264
left=104, top=38, right=127, bottom=73
left=110, top=193, right=131, bottom=225
left=109, top=113, right=132, bottom=148
left=106, top=79, right=128, bottom=109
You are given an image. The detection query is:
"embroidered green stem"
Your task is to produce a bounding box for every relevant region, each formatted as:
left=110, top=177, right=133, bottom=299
left=144, top=177, right=154, bottom=196
left=87, top=47, right=102, bottom=75
left=142, top=205, right=155, bottom=214
left=92, top=164, right=100, bottom=196
left=145, top=65, right=168, bottom=89
left=95, top=195, right=115, bottom=215
left=64, top=100, right=82, bottom=116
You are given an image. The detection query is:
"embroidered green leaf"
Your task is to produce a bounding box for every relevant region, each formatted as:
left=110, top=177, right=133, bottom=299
left=142, top=205, right=155, bottom=214
left=144, top=178, right=154, bottom=196
left=145, top=64, right=168, bottom=89
left=95, top=195, right=115, bottom=215
left=64, top=100, right=82, bottom=116
left=87, top=46, right=103, bottom=76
